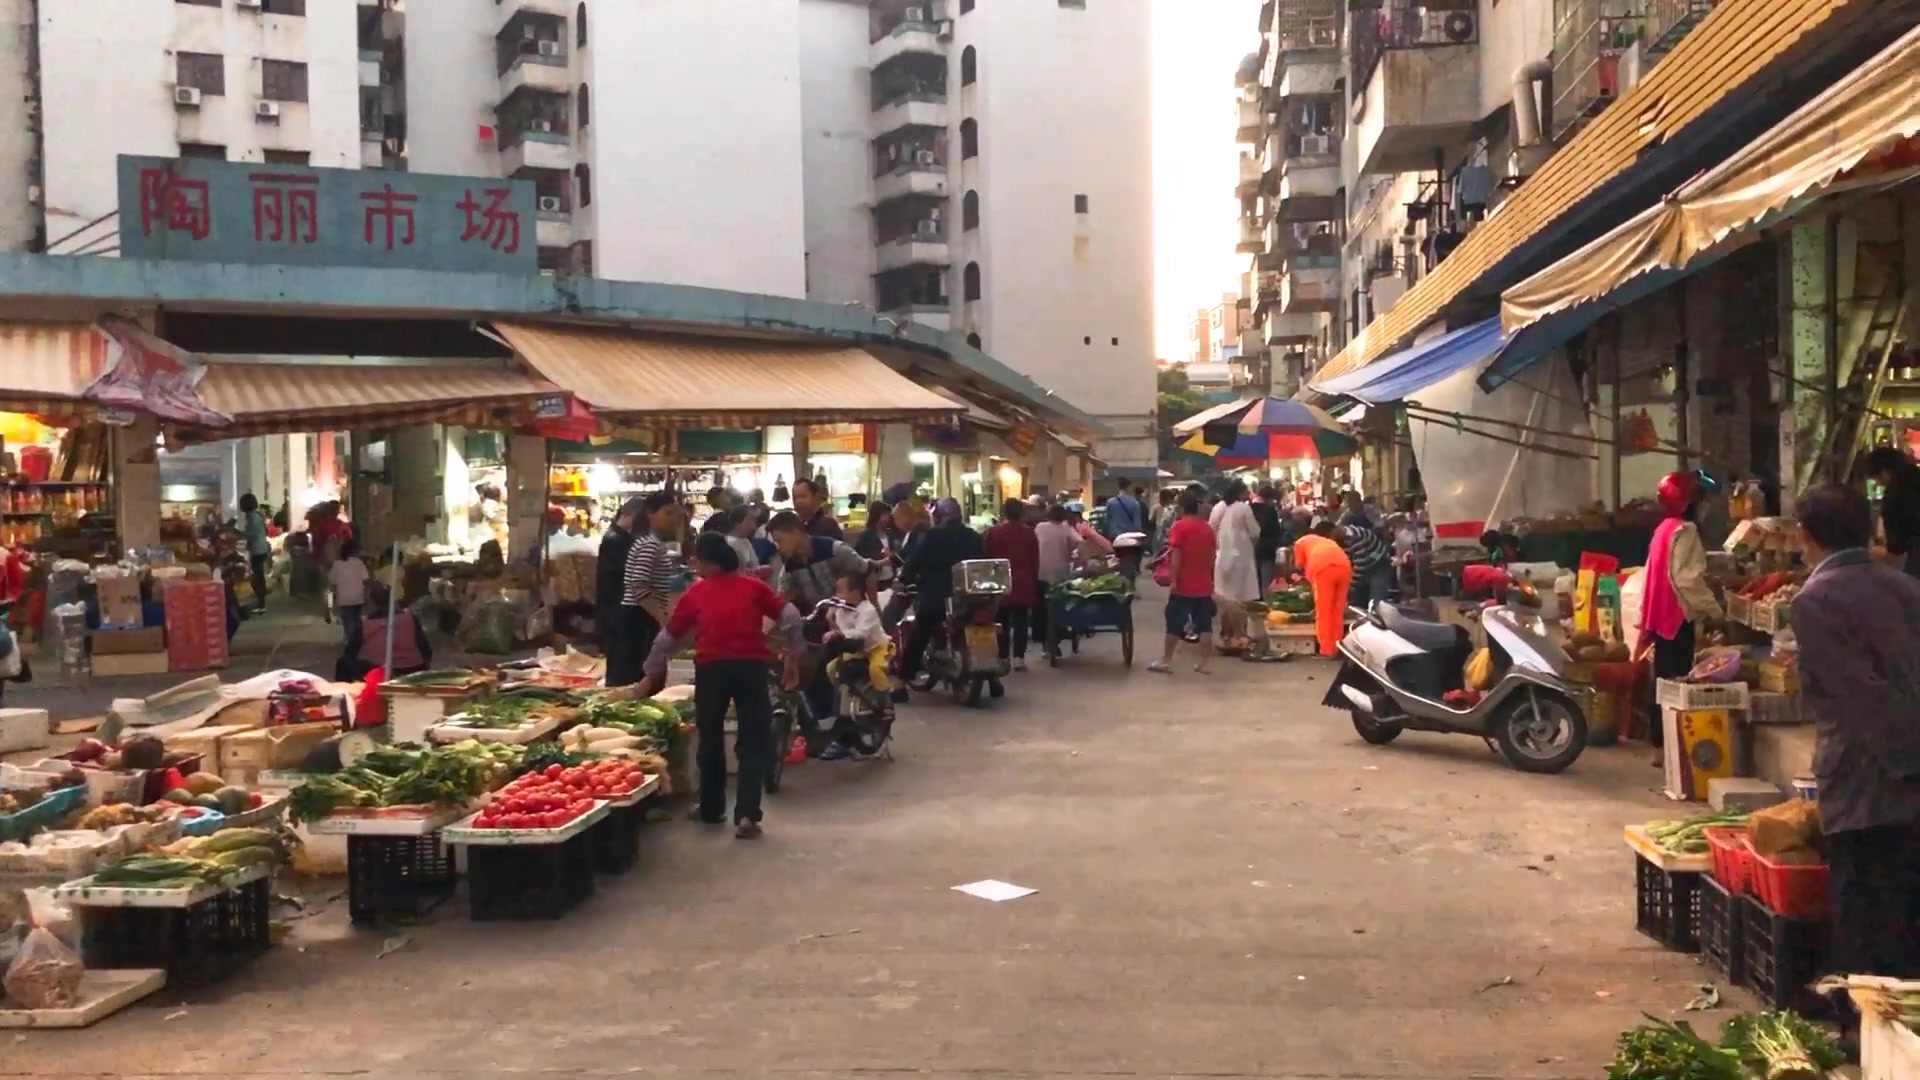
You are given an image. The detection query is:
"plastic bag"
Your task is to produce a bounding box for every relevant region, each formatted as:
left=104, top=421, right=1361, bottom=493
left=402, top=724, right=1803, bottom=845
left=1464, top=646, right=1494, bottom=691
left=4, top=926, right=82, bottom=1009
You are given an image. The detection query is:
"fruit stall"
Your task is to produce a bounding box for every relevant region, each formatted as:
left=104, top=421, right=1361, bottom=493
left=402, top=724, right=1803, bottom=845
left=0, top=666, right=690, bottom=1026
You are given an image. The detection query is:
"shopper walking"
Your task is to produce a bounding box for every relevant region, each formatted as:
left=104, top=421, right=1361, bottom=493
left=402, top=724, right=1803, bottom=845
left=985, top=497, right=1040, bottom=670
left=1150, top=492, right=1215, bottom=675
left=1632, top=471, right=1722, bottom=749
left=1252, top=486, right=1284, bottom=596
left=328, top=538, right=371, bottom=660
left=608, top=492, right=681, bottom=688
left=1789, top=483, right=1920, bottom=985
left=1103, top=483, right=1146, bottom=540
left=1034, top=503, right=1079, bottom=656
left=898, top=498, right=986, bottom=686
left=637, top=532, right=803, bottom=839
left=1209, top=480, right=1262, bottom=608
left=239, top=493, right=271, bottom=612
left=792, top=478, right=843, bottom=541
left=1293, top=519, right=1352, bottom=657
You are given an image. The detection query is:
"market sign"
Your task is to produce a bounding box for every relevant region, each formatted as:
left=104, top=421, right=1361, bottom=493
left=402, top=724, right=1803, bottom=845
left=807, top=423, right=872, bottom=455
left=116, top=155, right=538, bottom=274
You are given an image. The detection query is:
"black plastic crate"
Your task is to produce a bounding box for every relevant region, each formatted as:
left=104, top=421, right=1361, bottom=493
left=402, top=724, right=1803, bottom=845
left=589, top=804, right=643, bottom=875
left=1738, top=895, right=1833, bottom=1017
left=346, top=834, right=457, bottom=925
left=1698, top=875, right=1746, bottom=984
left=1635, top=855, right=1702, bottom=953
left=465, top=832, right=596, bottom=921
left=78, top=877, right=272, bottom=986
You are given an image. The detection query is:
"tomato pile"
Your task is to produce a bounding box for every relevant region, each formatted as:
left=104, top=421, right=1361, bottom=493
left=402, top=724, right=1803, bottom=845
left=473, top=761, right=647, bottom=830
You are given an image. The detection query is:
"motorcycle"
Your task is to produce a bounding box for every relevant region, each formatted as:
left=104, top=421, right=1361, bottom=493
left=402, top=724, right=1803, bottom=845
left=894, top=559, right=1012, bottom=708
left=1321, top=596, right=1591, bottom=773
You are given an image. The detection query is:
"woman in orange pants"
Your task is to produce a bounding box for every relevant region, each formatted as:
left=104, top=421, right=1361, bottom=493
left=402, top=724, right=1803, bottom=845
left=1292, top=520, right=1353, bottom=656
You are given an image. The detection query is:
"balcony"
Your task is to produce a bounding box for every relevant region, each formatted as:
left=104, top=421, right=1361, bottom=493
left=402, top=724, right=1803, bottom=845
left=876, top=231, right=951, bottom=273
left=495, top=0, right=569, bottom=33
left=1261, top=0, right=1341, bottom=84
left=884, top=305, right=951, bottom=332
left=1642, top=0, right=1717, bottom=55
left=872, top=93, right=947, bottom=135
left=1264, top=310, right=1323, bottom=347
left=870, top=18, right=947, bottom=69
left=1274, top=51, right=1341, bottom=101
left=875, top=159, right=949, bottom=203
left=500, top=130, right=571, bottom=172
left=1236, top=218, right=1265, bottom=255
left=1280, top=260, right=1339, bottom=314
left=1275, top=142, right=1339, bottom=221
left=1551, top=3, right=1640, bottom=141
left=1237, top=154, right=1263, bottom=197
left=501, top=50, right=570, bottom=96
left=1236, top=98, right=1265, bottom=145
left=1350, top=1, right=1480, bottom=178
left=535, top=207, right=573, bottom=249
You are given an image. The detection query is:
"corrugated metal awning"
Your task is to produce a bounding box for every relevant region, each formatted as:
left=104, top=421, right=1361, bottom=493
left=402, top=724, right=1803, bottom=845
left=1306, top=0, right=1865, bottom=392
left=934, top=387, right=1013, bottom=431
left=495, top=321, right=958, bottom=428
left=0, top=322, right=110, bottom=415
left=186, top=361, right=562, bottom=437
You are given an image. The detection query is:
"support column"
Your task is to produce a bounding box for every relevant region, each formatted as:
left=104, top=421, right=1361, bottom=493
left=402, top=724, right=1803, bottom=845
left=112, top=416, right=160, bottom=554
left=390, top=425, right=442, bottom=544
left=504, top=433, right=548, bottom=561
left=791, top=428, right=812, bottom=493
left=876, top=423, right=913, bottom=493
left=1784, top=218, right=1835, bottom=495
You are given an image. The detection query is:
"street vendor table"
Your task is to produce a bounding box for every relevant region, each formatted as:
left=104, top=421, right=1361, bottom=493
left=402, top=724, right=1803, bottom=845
left=57, top=863, right=273, bottom=987
left=308, top=804, right=473, bottom=925
left=1045, top=589, right=1134, bottom=668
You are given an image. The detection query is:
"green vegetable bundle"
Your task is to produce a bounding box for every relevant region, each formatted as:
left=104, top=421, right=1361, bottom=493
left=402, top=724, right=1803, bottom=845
left=1607, top=1011, right=1842, bottom=1080
left=1061, top=573, right=1133, bottom=598
left=1645, top=811, right=1748, bottom=855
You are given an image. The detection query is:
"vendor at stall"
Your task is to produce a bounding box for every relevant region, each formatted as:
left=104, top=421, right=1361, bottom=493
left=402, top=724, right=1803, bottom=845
left=337, top=581, right=431, bottom=681
left=610, top=492, right=682, bottom=688
left=1632, top=471, right=1722, bottom=751
left=1865, top=446, right=1920, bottom=579
left=1293, top=519, right=1352, bottom=658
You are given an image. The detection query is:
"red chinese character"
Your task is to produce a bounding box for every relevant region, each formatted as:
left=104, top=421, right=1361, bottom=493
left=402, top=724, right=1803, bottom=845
left=137, top=167, right=212, bottom=240
left=455, top=187, right=521, bottom=254
left=359, top=183, right=418, bottom=250
left=249, top=172, right=319, bottom=244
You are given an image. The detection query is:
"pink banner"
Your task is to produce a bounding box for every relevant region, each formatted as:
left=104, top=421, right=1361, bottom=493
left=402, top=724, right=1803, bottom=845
left=85, top=316, right=230, bottom=428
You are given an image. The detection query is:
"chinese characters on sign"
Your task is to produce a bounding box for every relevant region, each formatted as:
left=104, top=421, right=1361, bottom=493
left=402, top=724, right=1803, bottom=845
left=117, top=155, right=538, bottom=274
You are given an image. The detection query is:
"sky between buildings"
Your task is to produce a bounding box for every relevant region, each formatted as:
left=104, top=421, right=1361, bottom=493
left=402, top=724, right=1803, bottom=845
left=1152, top=0, right=1262, bottom=362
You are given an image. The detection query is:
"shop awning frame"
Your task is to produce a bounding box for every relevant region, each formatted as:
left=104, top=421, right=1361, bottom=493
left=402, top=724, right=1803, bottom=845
left=493, top=321, right=960, bottom=430
left=1309, top=317, right=1508, bottom=405
left=1487, top=23, right=1920, bottom=390
left=176, top=359, right=567, bottom=440
left=0, top=322, right=110, bottom=418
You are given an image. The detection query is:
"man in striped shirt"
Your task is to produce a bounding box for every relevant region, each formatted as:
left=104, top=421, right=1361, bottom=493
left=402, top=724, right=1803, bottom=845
left=608, top=492, right=682, bottom=687
left=1341, top=521, right=1395, bottom=613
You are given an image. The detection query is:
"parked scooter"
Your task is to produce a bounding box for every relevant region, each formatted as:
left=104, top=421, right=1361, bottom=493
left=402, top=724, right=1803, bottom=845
left=894, top=559, right=1012, bottom=708
left=1321, top=596, right=1591, bottom=773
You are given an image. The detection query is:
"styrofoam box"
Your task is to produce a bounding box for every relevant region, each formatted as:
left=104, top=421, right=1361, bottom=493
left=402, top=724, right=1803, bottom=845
left=0, top=708, right=50, bottom=755
left=1864, top=1006, right=1920, bottom=1080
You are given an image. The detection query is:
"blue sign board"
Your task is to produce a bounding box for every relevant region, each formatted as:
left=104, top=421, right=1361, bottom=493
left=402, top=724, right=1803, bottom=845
left=116, top=155, right=538, bottom=274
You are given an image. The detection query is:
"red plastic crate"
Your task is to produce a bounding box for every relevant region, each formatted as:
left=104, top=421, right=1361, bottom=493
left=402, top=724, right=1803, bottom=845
left=1704, top=827, right=1754, bottom=895
left=1750, top=848, right=1830, bottom=921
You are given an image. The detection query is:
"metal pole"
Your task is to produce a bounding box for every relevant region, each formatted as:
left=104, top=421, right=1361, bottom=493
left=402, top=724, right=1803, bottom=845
left=382, top=541, right=400, bottom=674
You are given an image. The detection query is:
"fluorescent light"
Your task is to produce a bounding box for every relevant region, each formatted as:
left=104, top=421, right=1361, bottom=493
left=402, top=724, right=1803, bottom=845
left=909, top=450, right=937, bottom=465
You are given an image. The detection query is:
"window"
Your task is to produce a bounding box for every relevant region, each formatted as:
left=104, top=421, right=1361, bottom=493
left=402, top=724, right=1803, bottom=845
left=576, top=83, right=590, bottom=129
left=262, top=0, right=305, bottom=14
left=178, top=142, right=227, bottom=160
left=960, top=118, right=979, bottom=159
left=176, top=52, right=225, bottom=96
left=262, top=59, right=308, bottom=102
left=961, top=46, right=977, bottom=86
left=175, top=0, right=220, bottom=6
left=960, top=0, right=974, bottom=11
left=965, top=332, right=982, bottom=349
left=576, top=3, right=587, bottom=48
left=1111, top=337, right=1119, bottom=346
left=963, top=262, right=981, bottom=302
left=1059, top=0, right=1086, bottom=7
left=962, top=190, right=980, bottom=230
left=1074, top=194, right=1089, bottom=214
left=263, top=149, right=308, bottom=165
left=574, top=163, right=592, bottom=207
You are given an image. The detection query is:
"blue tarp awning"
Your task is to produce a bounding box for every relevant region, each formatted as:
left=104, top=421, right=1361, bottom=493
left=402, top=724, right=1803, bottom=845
left=1309, top=317, right=1507, bottom=404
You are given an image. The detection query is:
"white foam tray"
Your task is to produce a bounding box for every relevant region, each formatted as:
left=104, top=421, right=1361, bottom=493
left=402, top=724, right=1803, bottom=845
left=604, top=774, right=660, bottom=808
left=427, top=712, right=568, bottom=746
left=54, top=861, right=270, bottom=909
left=0, top=969, right=166, bottom=1028
left=304, top=801, right=476, bottom=836
left=442, top=799, right=609, bottom=847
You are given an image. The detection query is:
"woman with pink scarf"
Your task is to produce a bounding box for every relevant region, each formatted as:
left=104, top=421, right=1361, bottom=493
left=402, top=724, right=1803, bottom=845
left=1634, top=471, right=1723, bottom=750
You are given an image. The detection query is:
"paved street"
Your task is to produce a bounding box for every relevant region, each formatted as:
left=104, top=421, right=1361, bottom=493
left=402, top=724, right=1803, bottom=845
left=9, top=613, right=1717, bottom=1080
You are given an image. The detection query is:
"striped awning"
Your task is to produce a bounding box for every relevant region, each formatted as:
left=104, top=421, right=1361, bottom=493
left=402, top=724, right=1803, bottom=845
left=494, top=321, right=959, bottom=428
left=0, top=322, right=111, bottom=417
left=180, top=361, right=562, bottom=438
left=1306, top=0, right=1873, bottom=391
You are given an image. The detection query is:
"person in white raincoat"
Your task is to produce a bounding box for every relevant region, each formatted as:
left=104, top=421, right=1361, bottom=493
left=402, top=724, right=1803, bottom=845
left=1209, top=480, right=1262, bottom=604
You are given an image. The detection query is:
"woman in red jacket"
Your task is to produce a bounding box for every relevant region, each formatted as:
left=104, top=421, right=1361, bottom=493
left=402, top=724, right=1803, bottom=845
left=984, top=497, right=1040, bottom=670
left=637, top=532, right=803, bottom=839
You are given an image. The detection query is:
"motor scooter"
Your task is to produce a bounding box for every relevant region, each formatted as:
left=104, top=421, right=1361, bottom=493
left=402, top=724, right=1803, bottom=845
left=802, top=597, right=896, bottom=758
left=893, top=560, right=1012, bottom=707
left=1321, top=595, right=1592, bottom=773
left=1111, top=531, right=1149, bottom=586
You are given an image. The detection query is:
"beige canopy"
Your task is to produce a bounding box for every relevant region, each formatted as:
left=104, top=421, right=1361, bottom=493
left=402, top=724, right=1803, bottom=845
left=1501, top=23, right=1920, bottom=334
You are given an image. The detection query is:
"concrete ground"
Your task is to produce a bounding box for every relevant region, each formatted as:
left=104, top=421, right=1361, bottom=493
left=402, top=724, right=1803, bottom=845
left=7, top=605, right=1729, bottom=1080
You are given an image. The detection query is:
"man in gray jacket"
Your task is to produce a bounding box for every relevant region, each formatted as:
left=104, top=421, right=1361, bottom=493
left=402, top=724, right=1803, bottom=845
left=1792, top=483, right=1920, bottom=980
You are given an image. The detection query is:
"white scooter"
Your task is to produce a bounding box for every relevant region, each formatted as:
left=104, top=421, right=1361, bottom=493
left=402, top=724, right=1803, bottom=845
left=1321, top=599, right=1592, bottom=773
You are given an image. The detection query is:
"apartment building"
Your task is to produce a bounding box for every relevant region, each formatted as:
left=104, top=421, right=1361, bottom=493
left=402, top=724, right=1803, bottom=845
left=1233, top=0, right=1721, bottom=395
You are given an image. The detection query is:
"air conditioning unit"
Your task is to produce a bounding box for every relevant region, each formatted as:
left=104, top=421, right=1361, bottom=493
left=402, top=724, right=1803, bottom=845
left=235, top=0, right=262, bottom=9
left=1298, top=133, right=1331, bottom=156
left=936, top=18, right=954, bottom=39
left=537, top=195, right=564, bottom=212
left=903, top=5, right=926, bottom=22
left=1422, top=10, right=1476, bottom=44
left=173, top=85, right=203, bottom=109
left=530, top=118, right=553, bottom=132
left=914, top=149, right=936, bottom=165
left=254, top=100, right=281, bottom=122
left=536, top=40, right=561, bottom=57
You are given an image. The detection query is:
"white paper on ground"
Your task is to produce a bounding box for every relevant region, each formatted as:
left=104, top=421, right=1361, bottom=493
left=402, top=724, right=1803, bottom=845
left=951, top=879, right=1036, bottom=903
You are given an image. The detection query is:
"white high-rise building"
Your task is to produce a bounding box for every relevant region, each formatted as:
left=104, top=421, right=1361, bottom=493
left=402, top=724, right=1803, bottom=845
left=0, top=0, right=1154, bottom=464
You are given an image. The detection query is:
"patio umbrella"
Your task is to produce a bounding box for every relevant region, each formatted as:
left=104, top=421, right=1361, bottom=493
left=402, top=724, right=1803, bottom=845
left=1179, top=430, right=1322, bottom=467
left=1173, top=396, right=1358, bottom=457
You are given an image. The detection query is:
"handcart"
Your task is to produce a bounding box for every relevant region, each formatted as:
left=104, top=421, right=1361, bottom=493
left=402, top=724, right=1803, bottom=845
left=1045, top=584, right=1135, bottom=668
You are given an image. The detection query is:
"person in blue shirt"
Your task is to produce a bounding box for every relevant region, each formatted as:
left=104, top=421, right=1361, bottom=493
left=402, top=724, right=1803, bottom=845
left=1103, top=484, right=1146, bottom=539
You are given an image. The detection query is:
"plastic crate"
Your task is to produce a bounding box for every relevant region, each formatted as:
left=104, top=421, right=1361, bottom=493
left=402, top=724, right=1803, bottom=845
left=1655, top=679, right=1751, bottom=712
left=77, top=876, right=271, bottom=987
left=1746, top=691, right=1805, bottom=726
left=1750, top=848, right=1830, bottom=921
left=465, top=832, right=596, bottom=921
left=0, top=783, right=86, bottom=843
left=589, top=803, right=642, bottom=876
left=1704, top=827, right=1754, bottom=895
left=346, top=834, right=457, bottom=925
left=1634, top=855, right=1702, bottom=953
left=1697, top=875, right=1747, bottom=985
left=1738, top=895, right=1831, bottom=1017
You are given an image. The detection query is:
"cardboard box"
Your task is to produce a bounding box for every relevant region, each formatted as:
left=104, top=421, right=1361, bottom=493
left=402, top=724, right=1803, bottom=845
left=1663, top=707, right=1741, bottom=801
left=91, top=627, right=165, bottom=656
left=157, top=723, right=258, bottom=772
left=220, top=722, right=336, bottom=775
left=95, top=575, right=143, bottom=631
left=90, top=652, right=171, bottom=678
